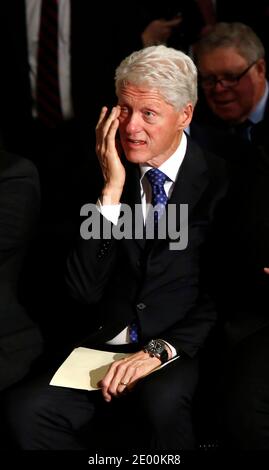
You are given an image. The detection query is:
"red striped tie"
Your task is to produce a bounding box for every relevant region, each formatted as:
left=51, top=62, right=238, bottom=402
left=36, top=0, right=63, bottom=127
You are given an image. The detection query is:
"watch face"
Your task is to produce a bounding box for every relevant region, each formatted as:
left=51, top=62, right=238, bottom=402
left=145, top=340, right=168, bottom=363
left=147, top=340, right=164, bottom=354
left=155, top=343, right=164, bottom=354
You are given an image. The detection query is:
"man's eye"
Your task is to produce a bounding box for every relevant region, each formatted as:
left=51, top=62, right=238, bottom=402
left=201, top=76, right=214, bottom=84
left=120, top=107, right=129, bottom=115
left=223, top=75, right=237, bottom=81
left=144, top=111, right=155, bottom=118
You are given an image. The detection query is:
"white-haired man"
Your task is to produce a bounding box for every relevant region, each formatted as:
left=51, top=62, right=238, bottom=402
left=5, top=45, right=227, bottom=450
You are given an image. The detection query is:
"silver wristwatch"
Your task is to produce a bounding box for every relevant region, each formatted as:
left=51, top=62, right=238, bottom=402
left=143, top=339, right=169, bottom=364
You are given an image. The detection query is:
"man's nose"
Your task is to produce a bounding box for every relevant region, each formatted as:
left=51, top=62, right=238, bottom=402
left=125, top=113, right=141, bottom=133
left=214, top=81, right=229, bottom=92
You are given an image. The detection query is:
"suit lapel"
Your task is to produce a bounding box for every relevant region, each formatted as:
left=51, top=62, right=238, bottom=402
left=161, top=138, right=208, bottom=246
left=122, top=162, right=146, bottom=250
left=168, top=136, right=209, bottom=228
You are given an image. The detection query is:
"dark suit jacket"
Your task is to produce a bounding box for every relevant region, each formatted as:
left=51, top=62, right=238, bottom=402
left=213, top=132, right=269, bottom=347
left=191, top=93, right=269, bottom=164
left=66, top=137, right=227, bottom=358
left=0, top=150, right=43, bottom=390
left=190, top=98, right=269, bottom=346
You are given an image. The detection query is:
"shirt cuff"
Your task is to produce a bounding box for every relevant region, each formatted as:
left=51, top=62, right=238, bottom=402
left=96, top=199, right=121, bottom=226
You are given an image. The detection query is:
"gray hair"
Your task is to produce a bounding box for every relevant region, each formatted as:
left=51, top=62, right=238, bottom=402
left=195, top=22, right=265, bottom=65
left=115, top=45, right=198, bottom=110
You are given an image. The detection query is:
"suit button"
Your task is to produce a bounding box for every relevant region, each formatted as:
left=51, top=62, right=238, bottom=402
left=136, top=260, right=141, bottom=268
left=136, top=302, right=146, bottom=310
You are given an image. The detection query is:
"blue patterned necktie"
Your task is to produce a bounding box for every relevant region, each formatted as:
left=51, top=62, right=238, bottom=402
left=146, top=167, right=170, bottom=228
left=129, top=322, right=139, bottom=343
left=129, top=169, right=170, bottom=343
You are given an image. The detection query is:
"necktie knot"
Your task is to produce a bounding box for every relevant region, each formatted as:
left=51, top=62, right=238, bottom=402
left=232, top=119, right=253, bottom=141
left=146, top=168, right=169, bottom=188
left=146, top=168, right=170, bottom=207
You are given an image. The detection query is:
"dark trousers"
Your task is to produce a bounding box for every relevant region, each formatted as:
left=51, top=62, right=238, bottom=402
left=4, top=353, right=199, bottom=450
left=223, top=324, right=269, bottom=449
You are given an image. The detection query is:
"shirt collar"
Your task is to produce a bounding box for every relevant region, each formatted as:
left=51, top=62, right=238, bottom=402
left=249, top=81, right=269, bottom=124
left=139, top=132, right=187, bottom=183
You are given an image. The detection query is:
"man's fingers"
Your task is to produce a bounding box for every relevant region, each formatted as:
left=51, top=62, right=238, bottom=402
left=96, top=106, right=108, bottom=130
left=166, top=17, right=182, bottom=27
left=106, top=118, right=119, bottom=148
left=99, top=361, right=120, bottom=400
left=113, top=368, right=135, bottom=395
left=102, top=106, right=120, bottom=138
left=105, top=363, right=131, bottom=396
left=99, top=352, right=157, bottom=401
left=100, top=359, right=136, bottom=398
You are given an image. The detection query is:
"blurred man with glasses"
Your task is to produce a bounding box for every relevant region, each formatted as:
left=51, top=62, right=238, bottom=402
left=192, top=22, right=268, bottom=146
left=190, top=22, right=269, bottom=450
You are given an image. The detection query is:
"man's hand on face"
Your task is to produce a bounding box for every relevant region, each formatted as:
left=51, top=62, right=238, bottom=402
left=95, top=105, right=126, bottom=205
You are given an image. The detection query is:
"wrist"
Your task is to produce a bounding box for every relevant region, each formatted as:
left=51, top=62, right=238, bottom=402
left=143, top=339, right=169, bottom=364
left=100, top=187, right=123, bottom=205
left=143, top=350, right=162, bottom=365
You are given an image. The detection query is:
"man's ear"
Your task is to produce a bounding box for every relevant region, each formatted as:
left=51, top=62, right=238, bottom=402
left=256, top=58, right=266, bottom=78
left=178, top=103, right=193, bottom=129
left=182, top=103, right=194, bottom=127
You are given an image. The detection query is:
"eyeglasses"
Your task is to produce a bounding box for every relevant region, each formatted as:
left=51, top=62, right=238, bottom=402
left=200, top=61, right=257, bottom=90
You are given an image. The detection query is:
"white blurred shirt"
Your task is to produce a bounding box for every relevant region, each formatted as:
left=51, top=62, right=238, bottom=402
left=25, top=0, right=73, bottom=119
